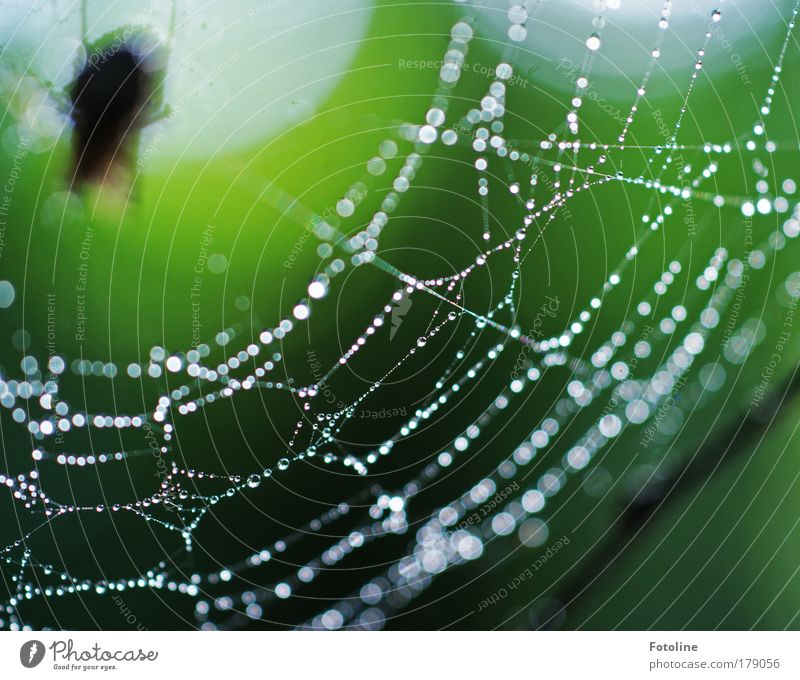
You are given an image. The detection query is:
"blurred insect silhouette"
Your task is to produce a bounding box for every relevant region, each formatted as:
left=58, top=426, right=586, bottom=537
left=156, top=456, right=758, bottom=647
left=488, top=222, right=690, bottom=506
left=66, top=0, right=176, bottom=190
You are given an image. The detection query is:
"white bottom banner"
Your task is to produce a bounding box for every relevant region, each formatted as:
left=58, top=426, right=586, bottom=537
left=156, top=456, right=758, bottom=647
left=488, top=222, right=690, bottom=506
left=0, top=631, right=798, bottom=679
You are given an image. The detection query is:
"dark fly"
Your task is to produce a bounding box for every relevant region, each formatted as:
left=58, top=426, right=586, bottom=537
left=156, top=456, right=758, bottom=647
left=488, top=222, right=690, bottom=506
left=69, top=43, right=155, bottom=185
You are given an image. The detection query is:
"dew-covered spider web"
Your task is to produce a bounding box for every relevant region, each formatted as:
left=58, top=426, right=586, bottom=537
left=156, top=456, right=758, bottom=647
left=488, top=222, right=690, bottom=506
left=2, top=0, right=800, bottom=630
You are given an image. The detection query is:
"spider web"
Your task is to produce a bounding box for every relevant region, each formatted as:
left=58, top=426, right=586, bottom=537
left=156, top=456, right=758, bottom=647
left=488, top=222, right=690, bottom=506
left=2, top=0, right=800, bottom=631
